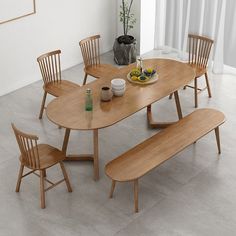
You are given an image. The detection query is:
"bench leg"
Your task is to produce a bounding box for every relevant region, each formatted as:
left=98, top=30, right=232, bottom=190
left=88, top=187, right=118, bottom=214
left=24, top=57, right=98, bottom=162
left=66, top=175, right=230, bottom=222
left=109, top=180, right=116, bottom=198
left=215, top=126, right=221, bottom=154
left=134, top=179, right=139, bottom=213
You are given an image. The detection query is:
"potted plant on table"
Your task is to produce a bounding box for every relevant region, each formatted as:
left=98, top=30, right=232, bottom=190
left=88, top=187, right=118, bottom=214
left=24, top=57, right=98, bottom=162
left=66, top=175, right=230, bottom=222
left=113, top=0, right=137, bottom=65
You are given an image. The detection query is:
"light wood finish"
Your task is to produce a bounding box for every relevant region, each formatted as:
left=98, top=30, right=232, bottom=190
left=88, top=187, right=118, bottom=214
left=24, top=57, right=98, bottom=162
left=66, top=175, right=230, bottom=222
left=105, top=108, right=225, bottom=212
left=79, top=35, right=120, bottom=85
left=147, top=91, right=183, bottom=128
left=169, top=34, right=213, bottom=107
left=109, top=180, right=116, bottom=198
left=215, top=126, right=221, bottom=154
left=93, top=129, right=99, bottom=181
left=134, top=180, right=139, bottom=213
left=46, top=59, right=195, bottom=179
left=37, top=50, right=80, bottom=119
left=12, top=124, right=72, bottom=209
left=188, top=34, right=214, bottom=107
left=47, top=59, right=195, bottom=130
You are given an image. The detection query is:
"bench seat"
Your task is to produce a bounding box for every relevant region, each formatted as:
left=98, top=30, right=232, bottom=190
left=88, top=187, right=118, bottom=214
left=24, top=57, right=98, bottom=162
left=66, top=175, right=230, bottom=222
left=105, top=108, right=225, bottom=212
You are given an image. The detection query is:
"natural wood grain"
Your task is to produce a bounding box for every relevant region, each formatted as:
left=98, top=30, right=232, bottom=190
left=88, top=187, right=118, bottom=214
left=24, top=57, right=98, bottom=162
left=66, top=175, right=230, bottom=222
left=46, top=59, right=195, bottom=130
left=105, top=108, right=225, bottom=212
left=93, top=129, right=99, bottom=181
left=46, top=59, right=195, bottom=180
left=109, top=180, right=116, bottom=198
left=37, top=50, right=80, bottom=119
left=12, top=124, right=73, bottom=208
left=169, top=35, right=213, bottom=107
left=215, top=126, right=221, bottom=154
left=134, top=180, right=139, bottom=213
left=147, top=90, right=183, bottom=128
left=79, top=35, right=120, bottom=85
left=105, top=108, right=225, bottom=183
left=187, top=34, right=214, bottom=107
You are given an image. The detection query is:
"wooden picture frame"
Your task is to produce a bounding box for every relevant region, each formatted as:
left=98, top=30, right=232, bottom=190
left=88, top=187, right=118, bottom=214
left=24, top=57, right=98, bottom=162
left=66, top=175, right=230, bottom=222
left=0, top=0, right=36, bottom=25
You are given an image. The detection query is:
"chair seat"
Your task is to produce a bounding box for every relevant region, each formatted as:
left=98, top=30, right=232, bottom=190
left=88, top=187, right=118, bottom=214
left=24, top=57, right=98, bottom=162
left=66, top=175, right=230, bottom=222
left=44, top=80, right=80, bottom=97
left=20, top=144, right=65, bottom=169
left=188, top=63, right=207, bottom=78
left=85, top=64, right=120, bottom=78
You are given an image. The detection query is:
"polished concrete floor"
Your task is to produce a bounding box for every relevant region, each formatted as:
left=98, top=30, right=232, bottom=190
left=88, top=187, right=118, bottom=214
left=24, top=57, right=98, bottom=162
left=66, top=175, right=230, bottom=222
left=1, top=50, right=236, bottom=236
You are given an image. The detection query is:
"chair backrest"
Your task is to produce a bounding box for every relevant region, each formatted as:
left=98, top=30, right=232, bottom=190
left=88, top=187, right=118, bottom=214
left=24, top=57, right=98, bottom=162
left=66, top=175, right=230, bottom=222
left=188, top=34, right=214, bottom=68
left=79, top=35, right=101, bottom=68
left=12, top=124, right=40, bottom=169
left=37, top=50, right=62, bottom=85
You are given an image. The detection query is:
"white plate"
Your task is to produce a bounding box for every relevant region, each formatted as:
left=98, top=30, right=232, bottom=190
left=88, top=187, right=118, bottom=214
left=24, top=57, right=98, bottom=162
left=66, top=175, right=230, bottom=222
left=127, top=72, right=159, bottom=85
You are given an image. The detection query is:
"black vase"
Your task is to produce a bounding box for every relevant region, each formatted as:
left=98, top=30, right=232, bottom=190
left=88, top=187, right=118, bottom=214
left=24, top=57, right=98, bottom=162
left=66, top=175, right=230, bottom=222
left=113, top=36, right=137, bottom=65
left=117, top=35, right=135, bottom=44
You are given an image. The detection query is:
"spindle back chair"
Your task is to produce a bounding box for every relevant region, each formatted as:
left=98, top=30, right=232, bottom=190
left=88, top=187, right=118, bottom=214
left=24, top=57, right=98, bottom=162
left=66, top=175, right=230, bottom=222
left=12, top=123, right=40, bottom=169
left=79, top=35, right=119, bottom=85
left=80, top=35, right=101, bottom=69
left=188, top=34, right=214, bottom=69
left=12, top=123, right=72, bottom=208
left=169, top=34, right=214, bottom=107
left=37, top=50, right=80, bottom=119
left=37, top=49, right=62, bottom=85
left=187, top=34, right=214, bottom=107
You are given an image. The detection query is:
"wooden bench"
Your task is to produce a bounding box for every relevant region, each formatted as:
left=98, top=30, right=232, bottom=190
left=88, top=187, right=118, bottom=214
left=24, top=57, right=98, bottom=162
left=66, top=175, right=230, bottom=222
left=105, top=108, right=225, bottom=213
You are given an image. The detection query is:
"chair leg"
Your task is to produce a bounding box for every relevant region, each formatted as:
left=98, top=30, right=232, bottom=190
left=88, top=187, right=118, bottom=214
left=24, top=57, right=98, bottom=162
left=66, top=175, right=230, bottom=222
left=42, top=169, right=46, bottom=177
left=194, top=78, right=198, bottom=108
left=39, top=91, right=47, bottom=119
left=83, top=73, right=88, bottom=85
left=134, top=179, right=139, bottom=213
left=109, top=180, right=116, bottom=198
left=215, top=126, right=221, bottom=154
left=169, top=93, right=173, bottom=99
left=40, top=170, right=46, bottom=209
left=59, top=162, right=72, bottom=192
left=15, top=164, right=24, bottom=192
left=205, top=73, right=212, bottom=98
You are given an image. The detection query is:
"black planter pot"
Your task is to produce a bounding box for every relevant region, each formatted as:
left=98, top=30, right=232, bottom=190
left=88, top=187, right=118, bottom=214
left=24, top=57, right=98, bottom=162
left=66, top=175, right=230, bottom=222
left=113, top=36, right=137, bottom=65
left=117, top=35, right=135, bottom=44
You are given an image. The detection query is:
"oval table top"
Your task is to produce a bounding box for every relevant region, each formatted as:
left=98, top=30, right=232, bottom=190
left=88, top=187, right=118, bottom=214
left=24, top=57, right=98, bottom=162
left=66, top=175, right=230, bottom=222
left=46, top=59, right=195, bottom=130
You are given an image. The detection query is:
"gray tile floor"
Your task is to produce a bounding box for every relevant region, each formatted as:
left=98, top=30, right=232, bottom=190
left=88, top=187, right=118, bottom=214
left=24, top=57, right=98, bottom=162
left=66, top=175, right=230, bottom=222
left=1, top=50, right=236, bottom=236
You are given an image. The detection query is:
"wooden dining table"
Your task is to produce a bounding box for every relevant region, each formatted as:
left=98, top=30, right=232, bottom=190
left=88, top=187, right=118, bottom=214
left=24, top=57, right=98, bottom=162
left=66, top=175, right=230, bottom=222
left=46, top=59, right=195, bottom=181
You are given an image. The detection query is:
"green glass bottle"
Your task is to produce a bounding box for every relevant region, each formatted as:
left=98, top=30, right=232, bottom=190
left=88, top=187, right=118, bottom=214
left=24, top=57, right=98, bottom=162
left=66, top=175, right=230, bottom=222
left=85, top=88, right=93, bottom=111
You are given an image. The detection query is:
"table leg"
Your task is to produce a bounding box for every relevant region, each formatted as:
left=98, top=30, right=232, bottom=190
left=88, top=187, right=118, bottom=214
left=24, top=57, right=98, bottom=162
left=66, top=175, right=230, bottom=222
left=62, top=128, right=71, bottom=155
left=147, top=90, right=183, bottom=128
left=93, top=129, right=99, bottom=181
left=62, top=128, right=99, bottom=180
left=174, top=90, right=183, bottom=120
left=147, top=105, right=175, bottom=128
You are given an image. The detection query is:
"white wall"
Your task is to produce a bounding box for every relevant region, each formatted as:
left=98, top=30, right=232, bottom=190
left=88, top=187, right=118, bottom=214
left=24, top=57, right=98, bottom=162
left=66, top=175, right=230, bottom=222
left=0, top=0, right=116, bottom=96
left=140, top=0, right=156, bottom=54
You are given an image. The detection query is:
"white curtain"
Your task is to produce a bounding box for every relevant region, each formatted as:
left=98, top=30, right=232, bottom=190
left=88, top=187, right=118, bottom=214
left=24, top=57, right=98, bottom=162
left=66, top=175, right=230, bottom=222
left=155, top=0, right=236, bottom=73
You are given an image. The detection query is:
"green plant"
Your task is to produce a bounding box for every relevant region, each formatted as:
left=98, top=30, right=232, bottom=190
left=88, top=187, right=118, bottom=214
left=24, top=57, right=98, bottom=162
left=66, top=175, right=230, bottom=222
left=120, top=0, right=136, bottom=35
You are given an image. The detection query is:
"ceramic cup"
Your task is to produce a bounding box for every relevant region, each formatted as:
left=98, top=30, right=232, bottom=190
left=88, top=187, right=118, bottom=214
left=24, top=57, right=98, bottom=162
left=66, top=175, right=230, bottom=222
left=100, top=86, right=113, bottom=101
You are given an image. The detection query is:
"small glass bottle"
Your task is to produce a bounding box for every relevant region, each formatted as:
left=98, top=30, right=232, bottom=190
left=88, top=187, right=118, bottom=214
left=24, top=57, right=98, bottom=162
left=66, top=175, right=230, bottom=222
left=136, top=56, right=143, bottom=72
left=85, top=88, right=93, bottom=111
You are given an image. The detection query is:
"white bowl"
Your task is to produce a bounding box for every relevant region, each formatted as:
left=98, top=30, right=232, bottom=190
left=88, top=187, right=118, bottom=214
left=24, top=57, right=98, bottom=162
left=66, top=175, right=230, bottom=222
left=113, top=90, right=125, bottom=96
left=112, top=85, right=126, bottom=91
left=111, top=78, right=126, bottom=88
